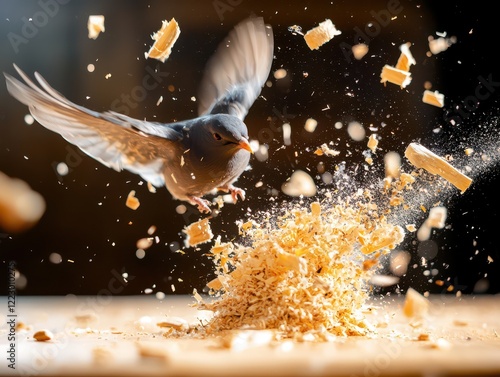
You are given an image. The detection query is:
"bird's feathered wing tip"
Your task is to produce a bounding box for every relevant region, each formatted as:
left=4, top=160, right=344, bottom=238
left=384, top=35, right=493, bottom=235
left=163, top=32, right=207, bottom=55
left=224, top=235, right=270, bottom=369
left=197, top=16, right=274, bottom=120
left=4, top=64, right=183, bottom=187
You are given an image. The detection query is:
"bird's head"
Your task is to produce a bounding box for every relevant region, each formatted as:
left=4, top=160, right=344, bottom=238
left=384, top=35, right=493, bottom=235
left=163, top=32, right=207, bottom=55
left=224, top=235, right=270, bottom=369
left=190, top=114, right=253, bottom=157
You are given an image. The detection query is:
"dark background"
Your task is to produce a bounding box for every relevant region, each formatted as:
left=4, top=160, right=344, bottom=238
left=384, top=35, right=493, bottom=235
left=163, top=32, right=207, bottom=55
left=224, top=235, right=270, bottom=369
left=0, top=0, right=499, bottom=296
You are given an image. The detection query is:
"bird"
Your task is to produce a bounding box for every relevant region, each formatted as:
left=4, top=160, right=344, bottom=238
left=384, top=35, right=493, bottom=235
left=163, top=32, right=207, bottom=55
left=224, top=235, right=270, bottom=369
left=4, top=17, right=274, bottom=213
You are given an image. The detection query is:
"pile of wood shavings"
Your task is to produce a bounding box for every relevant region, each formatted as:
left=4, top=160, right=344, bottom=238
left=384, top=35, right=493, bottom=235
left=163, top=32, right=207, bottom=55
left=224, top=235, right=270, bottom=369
left=197, top=191, right=405, bottom=341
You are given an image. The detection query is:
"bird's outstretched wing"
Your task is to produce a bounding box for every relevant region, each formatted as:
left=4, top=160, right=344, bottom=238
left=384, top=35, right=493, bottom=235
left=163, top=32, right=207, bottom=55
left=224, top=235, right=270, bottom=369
left=4, top=64, right=183, bottom=187
left=197, top=17, right=274, bottom=121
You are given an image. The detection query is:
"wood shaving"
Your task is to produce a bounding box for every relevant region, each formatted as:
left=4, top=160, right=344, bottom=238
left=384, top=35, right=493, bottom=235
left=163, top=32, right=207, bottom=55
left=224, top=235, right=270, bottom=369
left=381, top=42, right=415, bottom=88
left=395, top=42, right=416, bottom=71
left=430, top=337, right=452, bottom=350
left=369, top=274, right=399, bottom=287
left=206, top=276, right=223, bottom=291
left=192, top=288, right=203, bottom=304
left=417, top=333, right=430, bottom=341
left=403, top=287, right=430, bottom=320
left=367, top=134, right=378, bottom=153
left=405, top=143, right=473, bottom=193
left=304, top=19, right=341, bottom=50
left=87, top=15, right=105, bottom=40
left=352, top=43, right=369, bottom=60
left=0, top=171, right=46, bottom=233
left=464, top=148, right=474, bottom=156
left=126, top=190, right=140, bottom=210
left=157, top=317, right=189, bottom=332
left=406, top=224, right=416, bottom=232
left=288, top=25, right=304, bottom=35
left=15, top=322, right=31, bottom=332
left=385, top=172, right=416, bottom=208
left=281, top=170, right=317, bottom=197
left=137, top=237, right=154, bottom=250
left=426, top=206, right=447, bottom=229
left=146, top=18, right=180, bottom=63
left=183, top=218, right=213, bottom=247
left=422, top=90, right=445, bottom=108
left=380, top=65, right=412, bottom=88
left=147, top=181, right=157, bottom=193
left=304, top=118, right=318, bottom=133
left=384, top=152, right=401, bottom=179
left=33, top=330, right=53, bottom=342
left=314, top=143, right=340, bottom=157
left=428, top=35, right=457, bottom=55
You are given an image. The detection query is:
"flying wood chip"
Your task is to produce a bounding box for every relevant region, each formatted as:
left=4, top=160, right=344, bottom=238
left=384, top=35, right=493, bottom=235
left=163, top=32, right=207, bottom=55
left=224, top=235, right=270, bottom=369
left=303, top=19, right=341, bottom=50
left=88, top=15, right=105, bottom=40
left=380, top=43, right=415, bottom=88
left=183, top=218, right=213, bottom=247
left=146, top=18, right=180, bottom=63
left=395, top=42, right=416, bottom=72
left=380, top=65, right=412, bottom=88
left=404, top=143, right=472, bottom=193
left=422, top=90, right=445, bottom=108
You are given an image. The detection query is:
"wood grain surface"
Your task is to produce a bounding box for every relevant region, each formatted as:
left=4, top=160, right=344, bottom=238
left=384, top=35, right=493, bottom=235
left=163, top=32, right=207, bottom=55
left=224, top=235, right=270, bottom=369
left=2, top=294, right=499, bottom=377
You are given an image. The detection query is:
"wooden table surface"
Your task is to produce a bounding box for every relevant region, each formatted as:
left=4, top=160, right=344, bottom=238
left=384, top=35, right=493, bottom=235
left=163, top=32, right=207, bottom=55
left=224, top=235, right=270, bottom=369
left=2, top=294, right=499, bottom=377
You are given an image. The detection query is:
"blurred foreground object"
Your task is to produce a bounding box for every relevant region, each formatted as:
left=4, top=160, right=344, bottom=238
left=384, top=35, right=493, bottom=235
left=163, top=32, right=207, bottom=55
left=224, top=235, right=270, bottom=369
left=0, top=171, right=46, bottom=233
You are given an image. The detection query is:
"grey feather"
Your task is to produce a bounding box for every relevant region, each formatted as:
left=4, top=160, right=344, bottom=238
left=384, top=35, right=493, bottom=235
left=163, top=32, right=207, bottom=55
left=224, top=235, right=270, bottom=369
left=5, top=66, right=182, bottom=187
left=197, top=17, right=273, bottom=120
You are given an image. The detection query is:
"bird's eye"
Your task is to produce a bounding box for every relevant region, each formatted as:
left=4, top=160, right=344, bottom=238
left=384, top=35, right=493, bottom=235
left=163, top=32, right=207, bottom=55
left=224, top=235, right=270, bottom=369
left=213, top=133, right=222, bottom=141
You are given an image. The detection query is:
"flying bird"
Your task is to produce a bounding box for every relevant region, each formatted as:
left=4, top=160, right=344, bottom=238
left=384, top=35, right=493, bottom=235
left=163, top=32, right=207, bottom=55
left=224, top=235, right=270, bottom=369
left=4, top=17, right=274, bottom=213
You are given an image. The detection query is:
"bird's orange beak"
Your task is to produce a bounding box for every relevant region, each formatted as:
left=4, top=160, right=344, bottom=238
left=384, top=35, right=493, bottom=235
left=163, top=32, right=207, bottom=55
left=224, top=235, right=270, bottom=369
left=239, top=137, right=253, bottom=153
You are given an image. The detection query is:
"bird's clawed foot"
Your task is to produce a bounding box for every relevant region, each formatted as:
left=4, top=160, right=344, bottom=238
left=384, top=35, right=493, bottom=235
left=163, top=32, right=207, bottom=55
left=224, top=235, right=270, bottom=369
left=189, top=185, right=245, bottom=213
left=188, top=196, right=212, bottom=213
left=224, top=184, right=246, bottom=203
